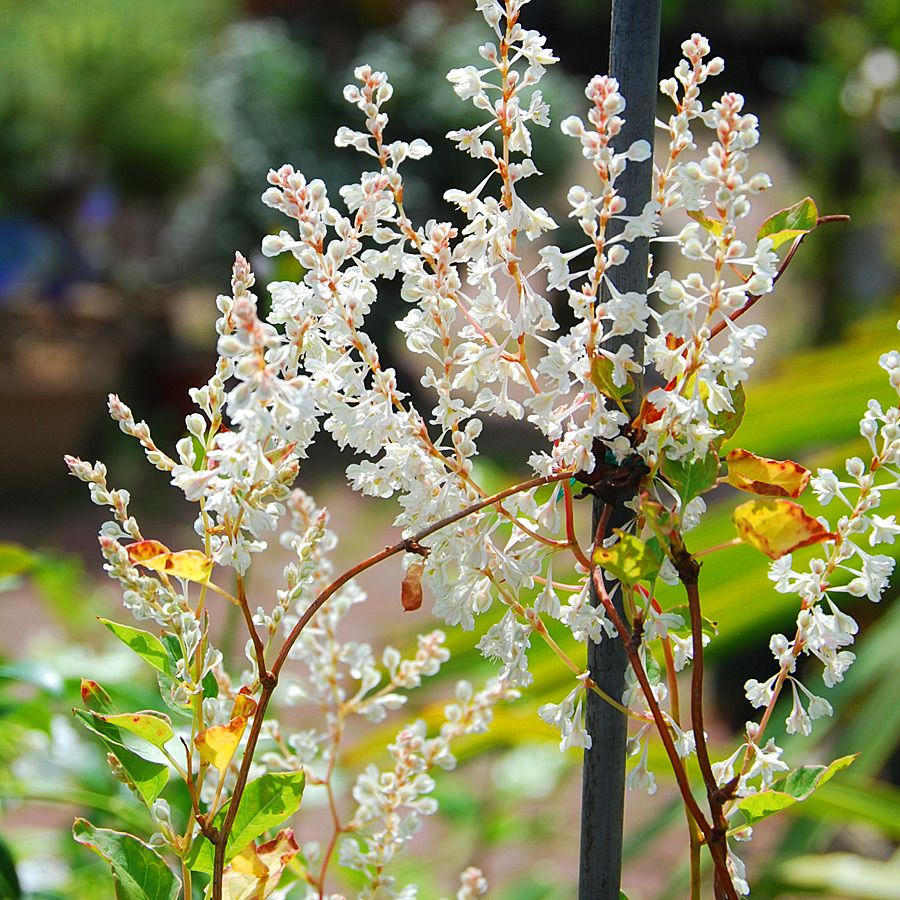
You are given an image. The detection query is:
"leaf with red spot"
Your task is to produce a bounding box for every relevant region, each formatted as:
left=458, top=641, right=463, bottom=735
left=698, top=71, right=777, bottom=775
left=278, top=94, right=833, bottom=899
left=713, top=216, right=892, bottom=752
left=725, top=449, right=810, bottom=498
left=732, top=499, right=835, bottom=559
left=104, top=712, right=174, bottom=750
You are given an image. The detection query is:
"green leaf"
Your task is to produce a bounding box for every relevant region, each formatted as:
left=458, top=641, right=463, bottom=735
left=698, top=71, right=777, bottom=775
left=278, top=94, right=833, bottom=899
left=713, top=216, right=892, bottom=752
left=105, top=712, right=174, bottom=749
left=156, top=671, right=193, bottom=720
left=660, top=450, right=720, bottom=505
left=185, top=771, right=306, bottom=875
left=73, top=818, right=180, bottom=900
left=738, top=754, right=857, bottom=826
left=73, top=709, right=169, bottom=803
left=710, top=382, right=745, bottom=447
left=0, top=831, right=21, bottom=899
left=202, top=669, right=219, bottom=700
left=757, top=196, right=818, bottom=250
left=590, top=354, right=634, bottom=403
left=592, top=531, right=660, bottom=587
left=98, top=619, right=174, bottom=678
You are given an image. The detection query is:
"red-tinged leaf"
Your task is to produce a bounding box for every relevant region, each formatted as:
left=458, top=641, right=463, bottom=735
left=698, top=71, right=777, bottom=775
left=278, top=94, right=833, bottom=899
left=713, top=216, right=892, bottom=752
left=732, top=499, right=835, bottom=559
left=725, top=449, right=810, bottom=498
left=757, top=197, right=818, bottom=250
left=81, top=679, right=117, bottom=715
left=195, top=717, right=248, bottom=773
left=401, top=558, right=425, bottom=612
left=127, top=541, right=213, bottom=586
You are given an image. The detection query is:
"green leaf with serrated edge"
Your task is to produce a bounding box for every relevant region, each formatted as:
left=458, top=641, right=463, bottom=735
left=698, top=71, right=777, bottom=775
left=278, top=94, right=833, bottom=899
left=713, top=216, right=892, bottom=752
left=738, top=754, right=857, bottom=826
left=710, top=382, right=746, bottom=448
left=757, top=196, right=818, bottom=250
left=73, top=818, right=180, bottom=900
left=105, top=712, right=174, bottom=750
left=592, top=531, right=660, bottom=587
left=73, top=710, right=169, bottom=803
left=98, top=619, right=173, bottom=678
left=660, top=450, right=720, bottom=505
left=590, top=354, right=634, bottom=403
left=185, top=771, right=306, bottom=875
left=81, top=679, right=118, bottom=715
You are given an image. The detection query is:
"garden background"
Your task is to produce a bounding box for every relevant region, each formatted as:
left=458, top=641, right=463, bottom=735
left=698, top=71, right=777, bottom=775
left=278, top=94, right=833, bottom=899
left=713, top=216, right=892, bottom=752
left=3, top=1, right=900, bottom=898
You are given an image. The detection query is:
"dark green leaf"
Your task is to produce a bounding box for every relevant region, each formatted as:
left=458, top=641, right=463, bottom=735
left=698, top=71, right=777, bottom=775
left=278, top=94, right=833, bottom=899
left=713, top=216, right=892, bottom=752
left=0, top=831, right=21, bottom=899
left=590, top=354, right=634, bottom=403
left=660, top=450, right=720, bottom=505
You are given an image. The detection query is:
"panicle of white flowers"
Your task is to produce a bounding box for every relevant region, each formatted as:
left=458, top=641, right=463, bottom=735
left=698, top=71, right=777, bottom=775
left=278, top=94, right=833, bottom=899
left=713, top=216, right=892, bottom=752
left=340, top=678, right=518, bottom=897
left=745, top=340, right=900, bottom=726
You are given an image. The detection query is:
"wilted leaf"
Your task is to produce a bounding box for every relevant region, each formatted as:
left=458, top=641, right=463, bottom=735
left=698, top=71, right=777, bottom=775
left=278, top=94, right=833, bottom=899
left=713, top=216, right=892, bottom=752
left=127, top=540, right=213, bottom=585
left=195, top=717, right=248, bottom=773
left=222, top=831, right=300, bottom=900
left=232, top=686, right=257, bottom=720
left=725, top=449, right=810, bottom=498
left=185, top=772, right=306, bottom=875
left=73, top=818, right=180, bottom=900
left=401, top=558, right=425, bottom=611
left=757, top=197, right=818, bottom=250
left=732, top=499, right=835, bottom=559
left=593, top=531, right=661, bottom=586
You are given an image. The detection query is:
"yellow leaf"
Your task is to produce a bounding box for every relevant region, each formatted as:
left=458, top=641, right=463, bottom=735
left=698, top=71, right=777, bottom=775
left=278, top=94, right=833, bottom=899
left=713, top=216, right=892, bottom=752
left=222, top=830, right=300, bottom=900
left=725, top=449, right=810, bottom=498
left=127, top=541, right=213, bottom=585
left=194, top=717, right=248, bottom=773
left=232, top=686, right=257, bottom=720
left=732, top=499, right=835, bottom=560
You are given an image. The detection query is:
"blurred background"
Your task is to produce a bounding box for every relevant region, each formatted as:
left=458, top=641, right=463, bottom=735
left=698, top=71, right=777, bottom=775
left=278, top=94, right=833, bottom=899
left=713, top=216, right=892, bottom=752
left=3, top=0, right=900, bottom=898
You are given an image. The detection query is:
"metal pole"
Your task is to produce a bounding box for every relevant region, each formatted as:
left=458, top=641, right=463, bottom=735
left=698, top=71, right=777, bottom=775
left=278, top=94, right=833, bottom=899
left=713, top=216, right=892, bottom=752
left=578, top=2, right=661, bottom=899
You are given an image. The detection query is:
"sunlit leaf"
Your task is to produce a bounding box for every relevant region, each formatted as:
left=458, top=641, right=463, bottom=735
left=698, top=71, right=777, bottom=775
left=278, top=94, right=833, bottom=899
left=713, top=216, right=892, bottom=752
left=185, top=772, right=305, bottom=875
left=710, top=382, right=746, bottom=447
left=195, top=717, right=248, bottom=773
left=593, top=531, right=661, bottom=586
left=687, top=209, right=724, bottom=236
left=725, top=449, right=810, bottom=498
left=757, top=196, right=818, bottom=250
left=590, top=354, right=634, bottom=403
left=738, top=755, right=857, bottom=826
left=232, top=687, right=257, bottom=720
left=104, top=712, right=174, bottom=750
left=731, top=499, right=835, bottom=559
left=99, top=619, right=174, bottom=678
left=73, top=818, right=180, bottom=900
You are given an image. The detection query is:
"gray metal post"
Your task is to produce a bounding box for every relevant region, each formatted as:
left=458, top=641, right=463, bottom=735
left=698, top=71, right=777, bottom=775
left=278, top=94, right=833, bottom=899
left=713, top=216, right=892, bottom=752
left=578, top=2, right=661, bottom=899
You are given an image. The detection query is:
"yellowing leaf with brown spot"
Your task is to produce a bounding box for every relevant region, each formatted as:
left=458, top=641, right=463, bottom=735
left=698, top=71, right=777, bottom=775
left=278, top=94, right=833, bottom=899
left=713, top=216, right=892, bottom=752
left=725, top=449, right=810, bottom=498
left=127, top=540, right=213, bottom=585
left=221, top=830, right=300, bottom=900
left=194, top=717, right=248, bottom=773
left=732, top=499, right=835, bottom=560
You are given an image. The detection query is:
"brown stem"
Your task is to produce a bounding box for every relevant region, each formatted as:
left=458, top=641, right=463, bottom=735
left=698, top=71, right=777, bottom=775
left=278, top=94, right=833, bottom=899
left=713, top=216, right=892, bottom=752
left=208, top=469, right=573, bottom=898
